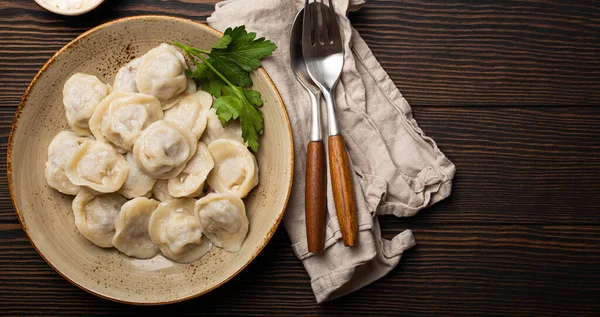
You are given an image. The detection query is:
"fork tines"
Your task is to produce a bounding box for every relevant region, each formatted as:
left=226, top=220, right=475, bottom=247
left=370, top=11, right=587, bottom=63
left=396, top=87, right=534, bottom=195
left=304, top=0, right=340, bottom=46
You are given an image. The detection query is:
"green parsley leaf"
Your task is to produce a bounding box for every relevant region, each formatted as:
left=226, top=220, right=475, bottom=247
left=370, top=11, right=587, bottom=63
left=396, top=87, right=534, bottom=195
left=172, top=26, right=275, bottom=152
left=213, top=34, right=232, bottom=49
left=245, top=89, right=263, bottom=107
left=222, top=85, right=235, bottom=96
left=211, top=26, right=277, bottom=73
left=213, top=86, right=264, bottom=152
left=184, top=26, right=277, bottom=88
left=213, top=95, right=241, bottom=125
left=202, top=77, right=227, bottom=97
left=210, top=55, right=253, bottom=87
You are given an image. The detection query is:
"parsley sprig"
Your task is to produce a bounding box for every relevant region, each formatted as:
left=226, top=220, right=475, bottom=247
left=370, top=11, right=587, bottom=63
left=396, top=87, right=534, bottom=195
left=173, top=26, right=277, bottom=152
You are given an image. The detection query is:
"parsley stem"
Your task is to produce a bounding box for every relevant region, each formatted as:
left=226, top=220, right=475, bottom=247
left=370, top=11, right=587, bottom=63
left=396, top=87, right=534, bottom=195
left=191, top=52, right=235, bottom=88
left=189, top=48, right=211, bottom=55
left=173, top=41, right=235, bottom=88
left=172, top=41, right=208, bottom=54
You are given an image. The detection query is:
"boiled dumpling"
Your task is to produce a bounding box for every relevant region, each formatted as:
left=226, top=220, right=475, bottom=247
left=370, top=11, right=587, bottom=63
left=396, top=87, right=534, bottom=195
left=148, top=198, right=212, bottom=263
left=135, top=43, right=188, bottom=105
left=113, top=58, right=141, bottom=93
left=63, top=73, right=111, bottom=135
left=164, top=90, right=212, bottom=139
left=102, top=92, right=163, bottom=151
left=200, top=108, right=244, bottom=145
left=45, top=131, right=90, bottom=195
left=72, top=189, right=127, bottom=248
left=112, top=197, right=160, bottom=258
left=195, top=192, right=249, bottom=253
left=89, top=91, right=132, bottom=144
left=118, top=153, right=157, bottom=199
left=152, top=179, right=174, bottom=202
left=206, top=139, right=259, bottom=198
left=133, top=120, right=197, bottom=179
left=65, top=140, right=129, bottom=193
left=162, top=78, right=197, bottom=111
left=168, top=141, right=214, bottom=198
left=89, top=91, right=162, bottom=151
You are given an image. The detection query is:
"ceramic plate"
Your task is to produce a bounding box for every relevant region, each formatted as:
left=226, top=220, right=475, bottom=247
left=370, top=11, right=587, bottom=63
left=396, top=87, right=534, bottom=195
left=8, top=15, right=293, bottom=305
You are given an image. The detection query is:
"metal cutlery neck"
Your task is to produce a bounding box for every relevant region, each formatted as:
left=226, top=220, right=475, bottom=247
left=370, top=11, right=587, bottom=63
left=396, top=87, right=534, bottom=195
left=309, top=90, right=323, bottom=142
left=321, top=87, right=341, bottom=136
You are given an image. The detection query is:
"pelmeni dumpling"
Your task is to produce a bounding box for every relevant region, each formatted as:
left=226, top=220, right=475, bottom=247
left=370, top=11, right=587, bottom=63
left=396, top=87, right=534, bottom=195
left=65, top=140, right=129, bottom=193
left=45, top=131, right=90, bottom=195
left=152, top=179, right=174, bottom=202
left=133, top=120, right=197, bottom=179
left=63, top=73, right=111, bottom=135
left=162, top=78, right=197, bottom=111
left=168, top=142, right=214, bottom=198
left=206, top=139, right=259, bottom=198
left=200, top=108, right=244, bottom=145
left=135, top=44, right=188, bottom=104
left=112, top=197, right=160, bottom=258
left=164, top=90, right=212, bottom=139
left=72, top=189, right=127, bottom=248
left=89, top=91, right=132, bottom=144
left=195, top=192, right=249, bottom=253
left=113, top=58, right=141, bottom=93
left=148, top=198, right=212, bottom=263
left=102, top=93, right=163, bottom=151
left=119, top=153, right=156, bottom=199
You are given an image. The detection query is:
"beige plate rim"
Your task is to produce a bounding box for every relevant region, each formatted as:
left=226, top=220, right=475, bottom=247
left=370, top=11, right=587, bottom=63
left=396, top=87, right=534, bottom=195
left=6, top=14, right=295, bottom=306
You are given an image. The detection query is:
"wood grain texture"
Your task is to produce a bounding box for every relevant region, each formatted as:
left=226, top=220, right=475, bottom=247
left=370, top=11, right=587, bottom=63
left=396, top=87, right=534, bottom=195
left=0, top=224, right=599, bottom=316
left=305, top=141, right=327, bottom=253
left=0, top=0, right=598, bottom=106
left=350, top=0, right=600, bottom=106
left=328, top=135, right=358, bottom=246
left=0, top=0, right=599, bottom=316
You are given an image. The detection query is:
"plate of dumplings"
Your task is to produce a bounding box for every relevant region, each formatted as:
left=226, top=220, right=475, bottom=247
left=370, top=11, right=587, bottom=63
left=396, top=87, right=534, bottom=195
left=8, top=15, right=293, bottom=305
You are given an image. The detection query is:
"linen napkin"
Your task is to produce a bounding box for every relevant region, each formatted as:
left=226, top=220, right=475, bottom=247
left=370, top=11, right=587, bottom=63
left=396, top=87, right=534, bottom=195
left=208, top=0, right=456, bottom=303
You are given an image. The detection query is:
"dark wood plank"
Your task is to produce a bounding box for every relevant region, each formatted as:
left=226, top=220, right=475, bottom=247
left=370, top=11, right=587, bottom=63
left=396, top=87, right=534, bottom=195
left=1, top=0, right=599, bottom=316
left=352, top=0, right=600, bottom=106
left=0, top=0, right=598, bottom=106
left=1, top=223, right=598, bottom=316
left=1, top=106, right=597, bottom=225
left=407, top=106, right=600, bottom=225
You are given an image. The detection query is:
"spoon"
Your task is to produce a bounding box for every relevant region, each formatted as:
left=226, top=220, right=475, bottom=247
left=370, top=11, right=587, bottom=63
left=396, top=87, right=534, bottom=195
left=290, top=8, right=327, bottom=253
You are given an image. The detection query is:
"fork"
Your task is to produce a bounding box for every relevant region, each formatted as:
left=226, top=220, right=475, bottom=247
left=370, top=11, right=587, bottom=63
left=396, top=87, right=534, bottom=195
left=302, top=0, right=358, bottom=246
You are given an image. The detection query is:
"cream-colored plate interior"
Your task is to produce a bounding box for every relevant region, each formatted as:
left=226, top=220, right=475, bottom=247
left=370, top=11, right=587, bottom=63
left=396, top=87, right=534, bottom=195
left=8, top=15, right=293, bottom=305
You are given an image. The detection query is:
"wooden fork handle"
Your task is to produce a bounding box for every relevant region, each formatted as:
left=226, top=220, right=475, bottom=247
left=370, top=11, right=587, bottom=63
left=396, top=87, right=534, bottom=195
left=327, top=135, right=358, bottom=246
left=305, top=141, right=327, bottom=253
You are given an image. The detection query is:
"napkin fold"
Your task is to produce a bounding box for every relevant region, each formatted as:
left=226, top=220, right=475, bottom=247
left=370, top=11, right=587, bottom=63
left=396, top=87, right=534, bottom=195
left=208, top=0, right=456, bottom=303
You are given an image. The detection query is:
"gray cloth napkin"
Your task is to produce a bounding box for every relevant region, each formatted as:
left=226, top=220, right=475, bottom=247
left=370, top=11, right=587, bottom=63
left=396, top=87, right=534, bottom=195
left=208, top=0, right=456, bottom=303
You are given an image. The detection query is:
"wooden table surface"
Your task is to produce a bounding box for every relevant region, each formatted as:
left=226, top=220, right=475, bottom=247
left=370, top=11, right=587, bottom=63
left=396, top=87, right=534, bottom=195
left=1, top=0, right=599, bottom=316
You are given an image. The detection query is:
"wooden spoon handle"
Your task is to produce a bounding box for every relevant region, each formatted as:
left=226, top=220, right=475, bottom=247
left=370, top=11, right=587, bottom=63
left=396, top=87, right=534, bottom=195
left=327, top=135, right=358, bottom=246
left=305, top=140, right=327, bottom=253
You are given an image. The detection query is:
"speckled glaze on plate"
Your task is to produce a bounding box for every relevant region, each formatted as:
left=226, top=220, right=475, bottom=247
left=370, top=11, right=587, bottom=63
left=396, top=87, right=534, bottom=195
left=7, top=15, right=294, bottom=305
